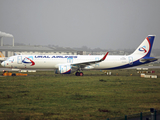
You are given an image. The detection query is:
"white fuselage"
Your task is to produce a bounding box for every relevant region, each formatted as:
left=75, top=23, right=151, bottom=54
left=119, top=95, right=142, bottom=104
left=1, top=35, right=157, bottom=75
left=2, top=54, right=141, bottom=70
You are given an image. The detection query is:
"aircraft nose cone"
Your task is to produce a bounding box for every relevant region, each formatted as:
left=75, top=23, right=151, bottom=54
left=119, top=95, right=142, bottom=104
left=1, top=61, right=4, bottom=67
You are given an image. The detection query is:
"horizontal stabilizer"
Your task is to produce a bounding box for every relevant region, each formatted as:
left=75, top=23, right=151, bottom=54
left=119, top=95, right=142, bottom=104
left=140, top=57, right=158, bottom=62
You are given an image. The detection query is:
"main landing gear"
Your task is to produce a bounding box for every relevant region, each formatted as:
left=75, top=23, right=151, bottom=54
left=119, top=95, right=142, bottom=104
left=75, top=72, right=83, bottom=76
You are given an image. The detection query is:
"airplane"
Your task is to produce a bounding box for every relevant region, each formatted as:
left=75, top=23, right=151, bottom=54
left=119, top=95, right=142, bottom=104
left=0, top=52, right=6, bottom=61
left=1, top=35, right=158, bottom=76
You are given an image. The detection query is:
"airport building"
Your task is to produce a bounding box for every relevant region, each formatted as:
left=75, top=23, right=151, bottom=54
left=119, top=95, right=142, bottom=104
left=0, top=31, right=78, bottom=57
left=0, top=46, right=78, bottom=57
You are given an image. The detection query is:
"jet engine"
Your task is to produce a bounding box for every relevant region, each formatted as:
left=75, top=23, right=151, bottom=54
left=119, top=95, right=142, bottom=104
left=55, top=65, right=76, bottom=74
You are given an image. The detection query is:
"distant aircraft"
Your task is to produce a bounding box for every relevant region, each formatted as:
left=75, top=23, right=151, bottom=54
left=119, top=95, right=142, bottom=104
left=1, top=35, right=158, bottom=76
left=0, top=52, right=6, bottom=61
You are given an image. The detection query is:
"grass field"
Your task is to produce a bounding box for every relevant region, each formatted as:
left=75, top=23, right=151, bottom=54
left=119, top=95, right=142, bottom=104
left=0, top=69, right=160, bottom=120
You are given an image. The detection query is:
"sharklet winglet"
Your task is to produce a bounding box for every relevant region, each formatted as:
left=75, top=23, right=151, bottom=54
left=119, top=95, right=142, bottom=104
left=101, top=52, right=109, bottom=61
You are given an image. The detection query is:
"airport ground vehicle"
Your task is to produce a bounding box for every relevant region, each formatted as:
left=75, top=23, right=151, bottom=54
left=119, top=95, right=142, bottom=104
left=2, top=70, right=27, bottom=76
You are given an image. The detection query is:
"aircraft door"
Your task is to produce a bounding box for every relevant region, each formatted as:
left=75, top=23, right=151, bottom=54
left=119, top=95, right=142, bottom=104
left=17, top=56, right=22, bottom=64
left=67, top=58, right=73, bottom=63
left=128, top=56, right=133, bottom=65
left=95, top=57, right=99, bottom=67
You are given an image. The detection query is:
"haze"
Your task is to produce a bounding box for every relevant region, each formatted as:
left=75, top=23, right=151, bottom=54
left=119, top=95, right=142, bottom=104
left=0, top=0, right=160, bottom=49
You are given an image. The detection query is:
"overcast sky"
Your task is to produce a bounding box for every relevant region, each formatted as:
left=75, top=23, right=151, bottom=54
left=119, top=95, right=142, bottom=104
left=0, top=0, right=160, bottom=49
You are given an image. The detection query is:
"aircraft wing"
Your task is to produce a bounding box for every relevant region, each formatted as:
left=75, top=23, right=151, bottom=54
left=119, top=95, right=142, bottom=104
left=71, top=52, right=109, bottom=68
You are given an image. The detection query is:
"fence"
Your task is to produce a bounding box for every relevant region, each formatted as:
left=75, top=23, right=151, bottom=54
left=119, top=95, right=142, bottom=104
left=106, top=109, right=160, bottom=120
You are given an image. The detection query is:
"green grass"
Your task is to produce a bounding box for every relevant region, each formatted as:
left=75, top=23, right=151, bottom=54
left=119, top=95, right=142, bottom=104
left=0, top=69, right=160, bottom=120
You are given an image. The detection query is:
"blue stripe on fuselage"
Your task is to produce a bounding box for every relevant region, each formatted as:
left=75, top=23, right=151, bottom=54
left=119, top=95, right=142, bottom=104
left=103, top=59, right=156, bottom=70
left=62, top=69, right=71, bottom=74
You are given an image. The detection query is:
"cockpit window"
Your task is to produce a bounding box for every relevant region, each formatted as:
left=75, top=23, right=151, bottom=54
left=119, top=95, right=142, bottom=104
left=6, top=57, right=14, bottom=62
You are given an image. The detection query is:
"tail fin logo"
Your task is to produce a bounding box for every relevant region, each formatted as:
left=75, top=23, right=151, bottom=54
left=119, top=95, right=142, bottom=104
left=138, top=46, right=147, bottom=53
left=22, top=56, right=35, bottom=66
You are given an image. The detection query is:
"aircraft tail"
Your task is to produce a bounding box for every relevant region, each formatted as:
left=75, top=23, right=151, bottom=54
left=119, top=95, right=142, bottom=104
left=131, top=35, right=158, bottom=62
left=131, top=35, right=155, bottom=57
left=0, top=52, right=5, bottom=57
left=0, top=52, right=5, bottom=61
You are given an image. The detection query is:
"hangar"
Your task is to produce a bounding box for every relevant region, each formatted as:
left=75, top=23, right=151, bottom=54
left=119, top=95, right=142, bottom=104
left=0, top=46, right=78, bottom=57
left=0, top=31, right=78, bottom=57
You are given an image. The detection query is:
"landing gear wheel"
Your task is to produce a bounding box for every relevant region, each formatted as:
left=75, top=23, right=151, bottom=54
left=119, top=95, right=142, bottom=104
left=75, top=72, right=83, bottom=76
left=75, top=72, right=80, bottom=76
left=12, top=73, right=16, bottom=76
left=79, top=72, right=83, bottom=76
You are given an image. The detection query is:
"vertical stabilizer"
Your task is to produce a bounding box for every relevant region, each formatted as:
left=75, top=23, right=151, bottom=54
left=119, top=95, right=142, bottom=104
left=0, top=52, right=5, bottom=61
left=131, top=35, right=155, bottom=57
left=0, top=52, right=5, bottom=57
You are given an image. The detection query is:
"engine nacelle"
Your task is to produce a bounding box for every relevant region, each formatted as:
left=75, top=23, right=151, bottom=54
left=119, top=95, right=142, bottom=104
left=55, top=65, right=76, bottom=74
